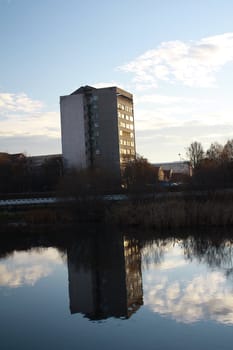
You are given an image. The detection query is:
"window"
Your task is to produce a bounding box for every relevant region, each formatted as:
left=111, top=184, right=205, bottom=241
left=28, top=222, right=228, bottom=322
left=123, top=130, right=130, bottom=137
left=90, top=95, right=98, bottom=102
left=93, top=111, right=98, bottom=120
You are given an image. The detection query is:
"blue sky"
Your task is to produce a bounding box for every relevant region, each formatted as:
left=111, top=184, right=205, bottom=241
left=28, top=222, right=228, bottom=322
left=1, top=0, right=233, bottom=162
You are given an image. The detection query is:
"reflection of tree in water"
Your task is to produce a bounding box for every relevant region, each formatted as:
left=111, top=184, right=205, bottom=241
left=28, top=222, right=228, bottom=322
left=140, top=238, right=176, bottom=269
left=182, top=235, right=233, bottom=275
left=135, top=229, right=233, bottom=278
left=0, top=231, right=67, bottom=262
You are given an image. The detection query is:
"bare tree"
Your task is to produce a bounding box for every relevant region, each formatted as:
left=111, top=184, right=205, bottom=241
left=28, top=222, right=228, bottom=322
left=206, top=142, right=223, bottom=162
left=222, top=139, right=233, bottom=161
left=123, top=155, right=156, bottom=190
left=186, top=141, right=204, bottom=168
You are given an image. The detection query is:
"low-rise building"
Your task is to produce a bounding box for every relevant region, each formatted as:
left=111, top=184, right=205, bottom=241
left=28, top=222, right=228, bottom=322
left=153, top=161, right=192, bottom=182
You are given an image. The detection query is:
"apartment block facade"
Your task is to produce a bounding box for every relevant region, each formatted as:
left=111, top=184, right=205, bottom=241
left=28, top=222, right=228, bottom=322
left=60, top=85, right=136, bottom=179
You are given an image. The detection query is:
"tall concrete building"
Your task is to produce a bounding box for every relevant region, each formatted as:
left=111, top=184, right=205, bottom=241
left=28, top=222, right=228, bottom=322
left=60, top=85, right=136, bottom=179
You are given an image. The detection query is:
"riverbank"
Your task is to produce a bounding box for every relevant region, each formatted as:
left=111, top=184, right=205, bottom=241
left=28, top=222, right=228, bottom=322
left=107, top=195, right=233, bottom=229
left=0, top=190, right=233, bottom=229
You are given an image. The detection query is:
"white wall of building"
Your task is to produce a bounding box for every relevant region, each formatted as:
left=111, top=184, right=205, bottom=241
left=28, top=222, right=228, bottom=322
left=60, top=94, right=87, bottom=169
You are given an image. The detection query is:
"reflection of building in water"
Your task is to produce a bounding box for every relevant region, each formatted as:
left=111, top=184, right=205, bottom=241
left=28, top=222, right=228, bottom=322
left=124, top=238, right=143, bottom=318
left=67, top=234, right=143, bottom=320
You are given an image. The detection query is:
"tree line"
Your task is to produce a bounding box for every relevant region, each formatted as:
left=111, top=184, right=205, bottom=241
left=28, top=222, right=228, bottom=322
left=2, top=138, right=233, bottom=197
left=0, top=153, right=62, bottom=194
left=0, top=152, right=157, bottom=196
left=186, top=139, right=233, bottom=189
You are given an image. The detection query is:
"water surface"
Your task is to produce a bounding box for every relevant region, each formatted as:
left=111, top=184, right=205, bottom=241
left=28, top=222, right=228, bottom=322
left=1, top=228, right=233, bottom=349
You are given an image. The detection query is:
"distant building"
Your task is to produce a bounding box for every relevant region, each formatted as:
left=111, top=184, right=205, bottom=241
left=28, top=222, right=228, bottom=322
left=27, top=154, right=62, bottom=169
left=153, top=161, right=192, bottom=182
left=60, top=85, right=136, bottom=180
left=0, top=152, right=26, bottom=162
left=154, top=166, right=165, bottom=181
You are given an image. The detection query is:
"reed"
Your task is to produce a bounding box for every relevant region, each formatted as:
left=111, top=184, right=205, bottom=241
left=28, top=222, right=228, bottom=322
left=106, top=196, right=233, bottom=229
left=1, top=191, right=233, bottom=229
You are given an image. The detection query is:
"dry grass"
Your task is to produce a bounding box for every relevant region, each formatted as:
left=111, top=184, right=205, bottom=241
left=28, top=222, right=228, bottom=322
left=23, top=208, right=73, bottom=224
left=106, top=197, right=233, bottom=229
left=2, top=191, right=233, bottom=228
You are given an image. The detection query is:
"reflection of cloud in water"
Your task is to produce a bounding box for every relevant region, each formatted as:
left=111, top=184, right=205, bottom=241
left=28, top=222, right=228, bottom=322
left=0, top=265, right=51, bottom=287
left=142, top=243, right=188, bottom=271
left=158, top=259, right=187, bottom=270
left=144, top=265, right=233, bottom=324
left=141, top=241, right=185, bottom=270
left=0, top=248, right=63, bottom=288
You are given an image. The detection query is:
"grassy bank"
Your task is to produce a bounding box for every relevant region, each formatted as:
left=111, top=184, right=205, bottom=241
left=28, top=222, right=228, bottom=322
left=106, top=194, right=233, bottom=229
left=1, top=191, right=233, bottom=229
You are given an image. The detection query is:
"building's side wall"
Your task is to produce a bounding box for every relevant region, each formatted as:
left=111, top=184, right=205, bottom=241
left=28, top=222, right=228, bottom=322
left=94, top=87, right=121, bottom=179
left=116, top=88, right=135, bottom=167
left=60, top=94, right=87, bottom=169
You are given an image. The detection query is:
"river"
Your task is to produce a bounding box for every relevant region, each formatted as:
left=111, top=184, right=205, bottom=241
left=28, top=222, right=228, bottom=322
left=1, top=226, right=233, bottom=349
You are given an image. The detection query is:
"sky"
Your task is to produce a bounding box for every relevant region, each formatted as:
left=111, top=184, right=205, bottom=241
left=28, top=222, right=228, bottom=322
left=1, top=0, right=233, bottom=162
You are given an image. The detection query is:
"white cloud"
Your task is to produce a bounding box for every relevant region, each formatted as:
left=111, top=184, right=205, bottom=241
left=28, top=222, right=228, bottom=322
left=0, top=111, right=60, bottom=138
left=121, top=33, right=233, bottom=161
left=92, top=81, right=125, bottom=89
left=135, top=121, right=233, bottom=162
left=133, top=95, right=233, bottom=161
left=119, top=33, right=233, bottom=88
left=0, top=91, right=60, bottom=139
left=135, top=94, right=195, bottom=105
left=0, top=134, right=61, bottom=156
left=0, top=92, right=43, bottom=113
left=0, top=248, right=63, bottom=288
